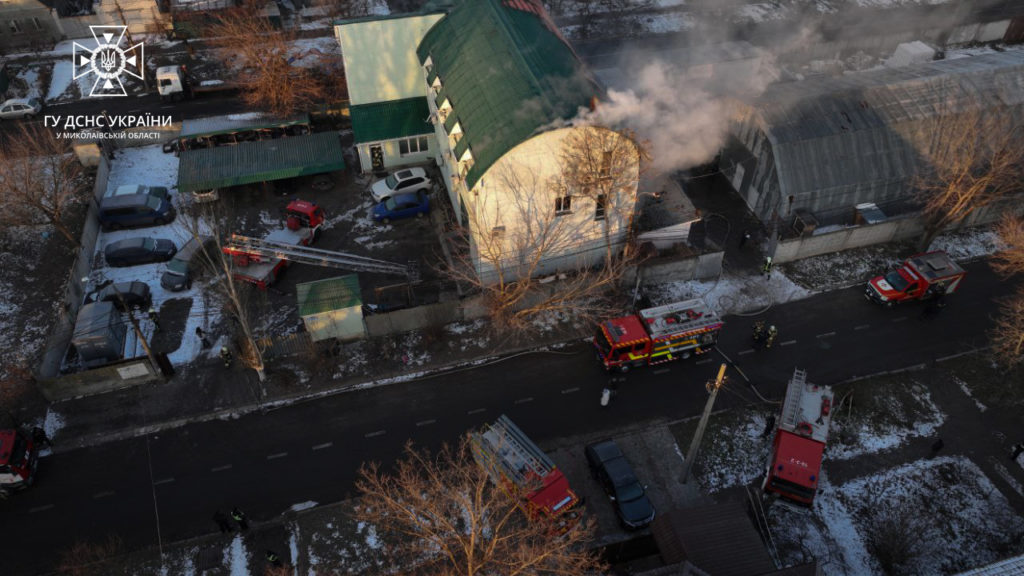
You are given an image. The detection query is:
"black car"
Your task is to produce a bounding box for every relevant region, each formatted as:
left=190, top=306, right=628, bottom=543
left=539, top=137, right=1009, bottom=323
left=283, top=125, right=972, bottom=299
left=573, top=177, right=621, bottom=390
left=95, top=281, right=152, bottom=310
left=584, top=439, right=656, bottom=529
left=104, top=238, right=177, bottom=267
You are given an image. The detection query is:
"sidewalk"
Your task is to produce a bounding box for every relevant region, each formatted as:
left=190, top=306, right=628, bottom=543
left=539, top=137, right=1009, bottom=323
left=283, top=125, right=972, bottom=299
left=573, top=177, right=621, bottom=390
left=48, top=318, right=588, bottom=452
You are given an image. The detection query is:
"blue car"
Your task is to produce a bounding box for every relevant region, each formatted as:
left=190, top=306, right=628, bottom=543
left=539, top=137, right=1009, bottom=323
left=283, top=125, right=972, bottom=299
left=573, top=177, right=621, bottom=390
left=372, top=191, right=429, bottom=224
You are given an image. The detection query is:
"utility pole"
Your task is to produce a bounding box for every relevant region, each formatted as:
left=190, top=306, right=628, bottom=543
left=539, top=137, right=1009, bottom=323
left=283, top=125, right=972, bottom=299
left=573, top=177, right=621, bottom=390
left=681, top=363, right=728, bottom=483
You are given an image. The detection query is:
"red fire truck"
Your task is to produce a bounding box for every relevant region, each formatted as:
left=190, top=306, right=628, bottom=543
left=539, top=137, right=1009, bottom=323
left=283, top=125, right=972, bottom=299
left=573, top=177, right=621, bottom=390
left=593, top=298, right=723, bottom=372
left=223, top=200, right=325, bottom=289
left=0, top=427, right=39, bottom=498
left=865, top=250, right=965, bottom=307
left=470, top=415, right=581, bottom=530
left=762, top=369, right=833, bottom=506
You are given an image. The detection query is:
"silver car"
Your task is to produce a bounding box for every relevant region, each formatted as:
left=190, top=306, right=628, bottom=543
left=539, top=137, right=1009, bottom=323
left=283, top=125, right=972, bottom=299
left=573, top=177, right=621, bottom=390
left=0, top=98, right=43, bottom=120
left=370, top=167, right=432, bottom=202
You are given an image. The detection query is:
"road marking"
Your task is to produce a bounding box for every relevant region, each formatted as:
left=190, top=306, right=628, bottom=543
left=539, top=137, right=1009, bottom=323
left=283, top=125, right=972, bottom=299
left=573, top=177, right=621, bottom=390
left=267, top=452, right=288, bottom=460
left=696, top=359, right=714, bottom=365
left=211, top=464, right=233, bottom=472
left=92, top=491, right=115, bottom=499
left=561, top=387, right=580, bottom=394
left=153, top=477, right=175, bottom=486
left=29, top=504, right=54, bottom=513
left=737, top=349, right=755, bottom=356
left=514, top=397, right=534, bottom=404
left=892, top=317, right=908, bottom=322
left=416, top=419, right=437, bottom=427
left=780, top=340, right=797, bottom=347
left=653, top=368, right=670, bottom=374
left=312, top=442, right=333, bottom=451
left=365, top=430, right=386, bottom=438
left=854, top=324, right=870, bottom=330
left=467, top=408, right=486, bottom=415
left=816, top=332, right=836, bottom=338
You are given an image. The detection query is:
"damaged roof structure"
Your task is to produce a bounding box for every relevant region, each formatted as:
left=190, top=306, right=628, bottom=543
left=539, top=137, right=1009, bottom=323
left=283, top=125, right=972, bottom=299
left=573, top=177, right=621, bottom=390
left=721, top=51, right=1024, bottom=226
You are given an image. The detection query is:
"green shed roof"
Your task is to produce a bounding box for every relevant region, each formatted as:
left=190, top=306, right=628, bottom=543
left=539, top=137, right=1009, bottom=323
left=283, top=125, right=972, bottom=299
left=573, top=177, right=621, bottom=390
left=177, top=132, right=345, bottom=193
left=349, top=97, right=433, bottom=144
left=297, top=275, right=362, bottom=316
left=416, top=0, right=601, bottom=189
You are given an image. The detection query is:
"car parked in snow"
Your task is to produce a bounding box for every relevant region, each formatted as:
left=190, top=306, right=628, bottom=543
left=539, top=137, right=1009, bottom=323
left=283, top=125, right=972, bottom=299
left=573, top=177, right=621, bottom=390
left=584, top=439, right=656, bottom=530
left=104, top=238, right=177, bottom=267
left=161, top=236, right=216, bottom=291
left=372, top=191, right=430, bottom=224
left=98, top=193, right=176, bottom=231
left=370, top=167, right=432, bottom=202
left=0, top=98, right=42, bottom=120
left=94, top=281, right=152, bottom=310
left=105, top=184, right=172, bottom=203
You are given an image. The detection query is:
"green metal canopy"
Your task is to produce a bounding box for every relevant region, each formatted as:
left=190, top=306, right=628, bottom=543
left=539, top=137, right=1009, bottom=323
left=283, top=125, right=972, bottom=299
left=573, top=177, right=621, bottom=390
left=349, top=97, right=433, bottom=144
left=297, top=275, right=362, bottom=317
left=177, top=132, right=345, bottom=193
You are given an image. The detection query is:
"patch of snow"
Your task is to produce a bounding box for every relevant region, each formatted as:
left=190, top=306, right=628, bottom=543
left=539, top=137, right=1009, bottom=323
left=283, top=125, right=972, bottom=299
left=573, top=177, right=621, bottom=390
left=46, top=60, right=75, bottom=101
left=288, top=524, right=299, bottom=569
left=43, top=409, right=66, bottom=441
left=646, top=270, right=812, bottom=315
left=830, top=383, right=945, bottom=460
left=368, top=0, right=389, bottom=15
left=223, top=535, right=250, bottom=576
left=953, top=376, right=987, bottom=412
left=290, top=501, right=318, bottom=512
left=929, top=226, right=1007, bottom=262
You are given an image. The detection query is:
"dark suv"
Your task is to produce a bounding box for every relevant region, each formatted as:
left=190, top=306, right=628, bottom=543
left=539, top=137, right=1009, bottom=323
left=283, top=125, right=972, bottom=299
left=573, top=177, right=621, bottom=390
left=104, top=238, right=177, bottom=267
left=584, top=439, right=656, bottom=529
left=161, top=236, right=216, bottom=291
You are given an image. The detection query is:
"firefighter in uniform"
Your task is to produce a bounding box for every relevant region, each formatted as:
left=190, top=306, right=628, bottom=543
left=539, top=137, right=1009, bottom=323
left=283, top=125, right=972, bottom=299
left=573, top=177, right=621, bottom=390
left=220, top=346, right=233, bottom=368
left=764, top=325, right=778, bottom=348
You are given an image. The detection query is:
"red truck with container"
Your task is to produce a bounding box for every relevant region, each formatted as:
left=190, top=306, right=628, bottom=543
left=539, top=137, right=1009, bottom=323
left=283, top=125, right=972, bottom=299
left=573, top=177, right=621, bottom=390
left=593, top=298, right=723, bottom=372
left=762, top=369, right=834, bottom=506
left=865, top=251, right=965, bottom=307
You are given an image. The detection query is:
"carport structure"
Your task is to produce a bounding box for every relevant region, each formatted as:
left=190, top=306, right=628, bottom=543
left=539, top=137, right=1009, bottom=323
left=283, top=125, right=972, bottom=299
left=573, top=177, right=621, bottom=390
left=176, top=132, right=346, bottom=194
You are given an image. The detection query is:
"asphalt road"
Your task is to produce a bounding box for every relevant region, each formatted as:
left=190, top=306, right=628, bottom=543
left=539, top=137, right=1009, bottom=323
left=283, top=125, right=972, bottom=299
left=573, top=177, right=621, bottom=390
left=0, top=259, right=1015, bottom=574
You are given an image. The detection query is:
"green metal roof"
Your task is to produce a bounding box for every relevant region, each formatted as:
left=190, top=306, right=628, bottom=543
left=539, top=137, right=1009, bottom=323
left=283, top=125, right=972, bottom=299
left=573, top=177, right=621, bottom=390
left=179, top=113, right=310, bottom=139
left=297, top=275, right=362, bottom=316
left=176, top=132, right=345, bottom=193
left=416, top=0, right=601, bottom=189
left=349, top=97, right=433, bottom=144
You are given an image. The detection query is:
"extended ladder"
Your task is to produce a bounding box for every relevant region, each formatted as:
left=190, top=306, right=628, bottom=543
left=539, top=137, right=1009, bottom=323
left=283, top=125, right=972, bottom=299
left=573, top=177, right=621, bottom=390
left=227, top=234, right=419, bottom=280
left=780, top=368, right=807, bottom=428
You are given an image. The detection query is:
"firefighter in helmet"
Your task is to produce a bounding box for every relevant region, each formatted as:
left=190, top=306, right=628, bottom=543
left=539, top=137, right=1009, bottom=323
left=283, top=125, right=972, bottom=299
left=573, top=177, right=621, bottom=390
left=219, top=346, right=233, bottom=368
left=764, top=325, right=778, bottom=348
left=752, top=321, right=766, bottom=345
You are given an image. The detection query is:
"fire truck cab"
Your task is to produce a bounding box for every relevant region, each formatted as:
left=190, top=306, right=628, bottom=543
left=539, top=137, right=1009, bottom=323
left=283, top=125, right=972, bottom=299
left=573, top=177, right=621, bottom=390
left=866, top=251, right=965, bottom=307
left=763, top=369, right=833, bottom=506
left=223, top=200, right=325, bottom=289
left=594, top=299, right=723, bottom=372
left=470, top=415, right=580, bottom=530
left=0, top=428, right=39, bottom=497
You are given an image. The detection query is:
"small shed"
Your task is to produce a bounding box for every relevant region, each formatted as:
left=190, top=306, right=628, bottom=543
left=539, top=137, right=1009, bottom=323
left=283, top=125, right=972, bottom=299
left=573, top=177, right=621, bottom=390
left=71, top=302, right=127, bottom=365
left=297, top=275, right=365, bottom=342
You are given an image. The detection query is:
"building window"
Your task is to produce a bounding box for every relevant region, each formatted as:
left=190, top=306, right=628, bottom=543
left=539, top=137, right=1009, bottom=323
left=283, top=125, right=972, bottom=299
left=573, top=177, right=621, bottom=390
left=555, top=195, right=572, bottom=215
left=9, top=20, right=21, bottom=34
left=594, top=194, right=606, bottom=221
left=600, top=150, right=613, bottom=176
left=31, top=17, right=42, bottom=31
left=398, top=136, right=430, bottom=156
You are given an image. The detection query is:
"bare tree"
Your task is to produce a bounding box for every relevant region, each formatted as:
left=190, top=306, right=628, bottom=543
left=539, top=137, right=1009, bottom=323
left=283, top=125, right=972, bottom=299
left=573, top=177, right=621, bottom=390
left=179, top=203, right=268, bottom=382
left=204, top=2, right=340, bottom=117
left=914, top=108, right=1024, bottom=252
left=988, top=214, right=1024, bottom=369
left=0, top=124, right=89, bottom=247
left=443, top=126, right=642, bottom=334
left=355, top=438, right=605, bottom=576
left=56, top=535, right=123, bottom=576
left=862, top=500, right=936, bottom=576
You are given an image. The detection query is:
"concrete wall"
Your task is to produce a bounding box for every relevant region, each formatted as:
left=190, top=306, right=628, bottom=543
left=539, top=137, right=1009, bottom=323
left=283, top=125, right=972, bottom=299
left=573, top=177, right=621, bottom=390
left=37, top=358, right=159, bottom=402
left=773, top=200, right=1023, bottom=264
left=626, top=251, right=724, bottom=285
left=364, top=299, right=466, bottom=338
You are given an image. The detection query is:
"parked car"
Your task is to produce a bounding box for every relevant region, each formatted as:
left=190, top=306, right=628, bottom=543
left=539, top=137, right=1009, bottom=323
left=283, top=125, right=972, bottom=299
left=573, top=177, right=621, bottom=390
left=98, top=193, right=176, bottom=231
left=106, top=184, right=172, bottom=202
left=95, top=281, right=152, bottom=310
left=161, top=236, right=216, bottom=291
left=104, top=238, right=177, bottom=267
left=370, top=167, right=432, bottom=202
left=584, top=439, right=656, bottom=529
left=372, top=191, right=430, bottom=224
left=0, top=98, right=43, bottom=120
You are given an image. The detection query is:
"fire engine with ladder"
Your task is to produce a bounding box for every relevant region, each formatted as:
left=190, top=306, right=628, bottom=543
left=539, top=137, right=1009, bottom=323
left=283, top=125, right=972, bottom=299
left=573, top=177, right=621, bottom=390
left=223, top=199, right=419, bottom=289
left=0, top=427, right=39, bottom=498
left=593, top=298, right=724, bottom=372
left=470, top=415, right=581, bottom=529
left=762, top=368, right=834, bottom=506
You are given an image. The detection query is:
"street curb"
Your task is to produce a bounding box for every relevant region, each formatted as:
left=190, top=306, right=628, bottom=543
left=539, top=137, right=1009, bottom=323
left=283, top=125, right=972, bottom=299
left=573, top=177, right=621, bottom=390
left=53, top=336, right=589, bottom=453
